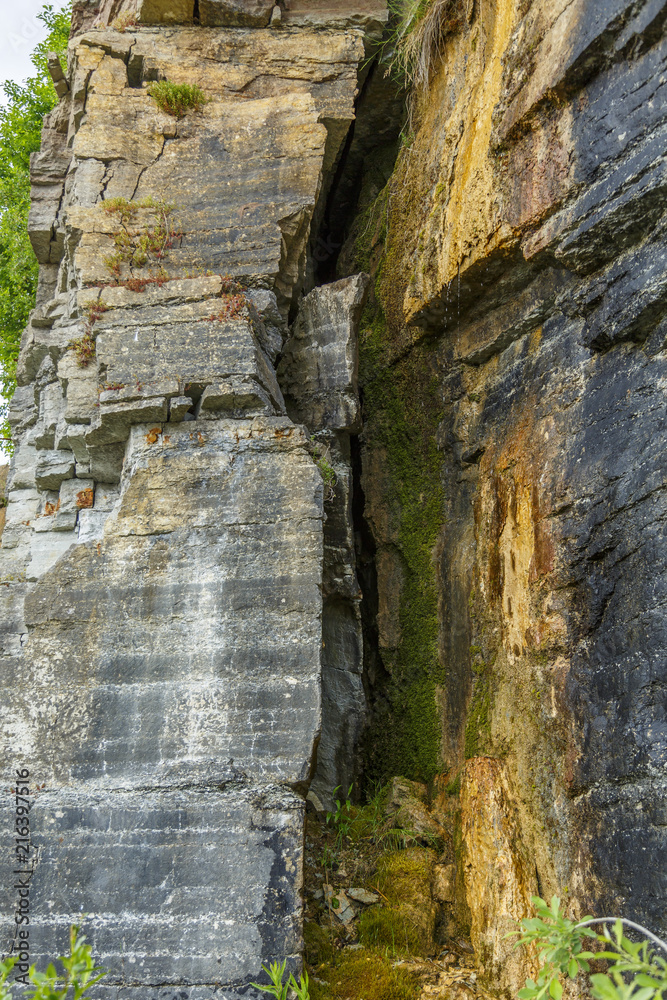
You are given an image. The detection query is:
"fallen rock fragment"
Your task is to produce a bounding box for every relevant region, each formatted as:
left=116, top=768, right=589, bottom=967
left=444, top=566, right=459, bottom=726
left=346, top=887, right=379, bottom=905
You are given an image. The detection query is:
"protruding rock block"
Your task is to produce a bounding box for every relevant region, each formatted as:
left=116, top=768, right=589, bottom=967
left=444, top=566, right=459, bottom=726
left=278, top=273, right=370, bottom=433
left=136, top=0, right=195, bottom=23
left=199, top=0, right=275, bottom=27
left=0, top=417, right=323, bottom=985
left=0, top=786, right=305, bottom=995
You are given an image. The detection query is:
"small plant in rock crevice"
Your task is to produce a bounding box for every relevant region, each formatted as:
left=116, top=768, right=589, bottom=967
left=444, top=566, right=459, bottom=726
left=147, top=80, right=209, bottom=118
left=251, top=959, right=310, bottom=1000
left=101, top=197, right=182, bottom=279
left=372, top=0, right=471, bottom=126
left=69, top=331, right=96, bottom=368
left=69, top=299, right=109, bottom=368
left=326, top=784, right=354, bottom=848
left=310, top=438, right=337, bottom=501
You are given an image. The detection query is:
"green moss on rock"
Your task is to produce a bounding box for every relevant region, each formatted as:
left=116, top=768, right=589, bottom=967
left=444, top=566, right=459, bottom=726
left=361, top=318, right=445, bottom=785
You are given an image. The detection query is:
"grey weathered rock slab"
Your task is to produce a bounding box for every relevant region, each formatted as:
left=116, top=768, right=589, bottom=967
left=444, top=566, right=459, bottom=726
left=6, top=419, right=323, bottom=790
left=0, top=786, right=305, bottom=989
left=278, top=274, right=369, bottom=433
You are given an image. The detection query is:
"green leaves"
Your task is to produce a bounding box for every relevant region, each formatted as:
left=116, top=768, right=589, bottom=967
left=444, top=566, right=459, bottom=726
left=0, top=956, right=17, bottom=1000
left=250, top=960, right=310, bottom=1000
left=512, top=898, right=667, bottom=1000
left=325, top=783, right=354, bottom=845
left=0, top=925, right=105, bottom=1000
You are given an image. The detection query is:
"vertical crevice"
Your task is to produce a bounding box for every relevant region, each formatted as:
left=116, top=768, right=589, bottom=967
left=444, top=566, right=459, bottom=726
left=193, top=0, right=200, bottom=23
left=350, top=432, right=389, bottom=793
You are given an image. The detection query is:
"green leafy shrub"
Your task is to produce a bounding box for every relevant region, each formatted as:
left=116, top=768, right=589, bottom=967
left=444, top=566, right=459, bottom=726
left=0, top=2, right=71, bottom=449
left=511, top=896, right=667, bottom=1000
left=147, top=81, right=209, bottom=117
left=0, top=924, right=105, bottom=1000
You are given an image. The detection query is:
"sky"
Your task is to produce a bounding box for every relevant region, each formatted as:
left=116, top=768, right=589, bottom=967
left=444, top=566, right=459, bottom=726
left=0, top=0, right=70, bottom=104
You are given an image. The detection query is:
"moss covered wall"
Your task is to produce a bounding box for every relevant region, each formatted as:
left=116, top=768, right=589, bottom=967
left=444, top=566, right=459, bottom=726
left=358, top=309, right=445, bottom=785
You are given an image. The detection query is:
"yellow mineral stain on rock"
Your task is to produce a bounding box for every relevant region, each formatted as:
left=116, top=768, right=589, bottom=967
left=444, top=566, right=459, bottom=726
left=399, top=0, right=520, bottom=325
left=460, top=757, right=539, bottom=996
left=498, top=480, right=534, bottom=658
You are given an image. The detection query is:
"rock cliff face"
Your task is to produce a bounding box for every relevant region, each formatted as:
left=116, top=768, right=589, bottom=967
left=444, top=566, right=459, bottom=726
left=338, top=0, right=667, bottom=980
left=1, top=0, right=666, bottom=993
left=0, top=2, right=382, bottom=994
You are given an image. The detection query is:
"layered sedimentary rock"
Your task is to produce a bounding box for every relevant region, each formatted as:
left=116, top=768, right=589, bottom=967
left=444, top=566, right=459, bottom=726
left=338, top=0, right=667, bottom=982
left=0, top=3, right=381, bottom=993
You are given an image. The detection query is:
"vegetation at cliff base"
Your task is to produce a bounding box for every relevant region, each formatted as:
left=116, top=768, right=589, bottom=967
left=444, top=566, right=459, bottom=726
left=0, top=924, right=105, bottom=1000
left=512, top=896, right=667, bottom=1000
left=0, top=3, right=71, bottom=443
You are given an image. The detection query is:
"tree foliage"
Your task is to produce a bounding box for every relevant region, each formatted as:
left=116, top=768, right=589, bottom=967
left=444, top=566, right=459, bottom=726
left=0, top=3, right=71, bottom=442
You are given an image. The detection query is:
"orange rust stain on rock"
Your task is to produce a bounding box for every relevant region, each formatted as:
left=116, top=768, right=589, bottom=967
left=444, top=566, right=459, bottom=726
left=460, top=757, right=539, bottom=995
left=76, top=488, right=94, bottom=509
left=145, top=427, right=162, bottom=445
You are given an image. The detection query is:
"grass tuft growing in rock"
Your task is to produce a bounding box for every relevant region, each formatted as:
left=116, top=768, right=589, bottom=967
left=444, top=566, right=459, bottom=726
left=147, top=81, right=209, bottom=117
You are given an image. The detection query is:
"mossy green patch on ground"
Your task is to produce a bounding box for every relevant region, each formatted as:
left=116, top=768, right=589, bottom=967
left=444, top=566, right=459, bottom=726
left=373, top=847, right=434, bottom=906
left=309, top=950, right=420, bottom=1000
left=304, top=921, right=338, bottom=967
left=357, top=905, right=423, bottom=954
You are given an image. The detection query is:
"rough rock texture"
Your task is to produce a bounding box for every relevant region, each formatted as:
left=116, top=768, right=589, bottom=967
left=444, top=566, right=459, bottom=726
left=0, top=3, right=380, bottom=993
left=460, top=759, right=539, bottom=994
left=278, top=276, right=370, bottom=809
left=336, top=0, right=667, bottom=978
left=4, top=0, right=667, bottom=989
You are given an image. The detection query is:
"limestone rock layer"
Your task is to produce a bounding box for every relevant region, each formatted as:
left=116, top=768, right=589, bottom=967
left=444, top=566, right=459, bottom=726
left=0, top=4, right=379, bottom=993
left=347, top=0, right=667, bottom=973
